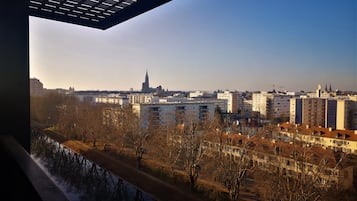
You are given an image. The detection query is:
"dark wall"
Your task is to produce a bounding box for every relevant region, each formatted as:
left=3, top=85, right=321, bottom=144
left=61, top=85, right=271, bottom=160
left=0, top=1, right=30, bottom=151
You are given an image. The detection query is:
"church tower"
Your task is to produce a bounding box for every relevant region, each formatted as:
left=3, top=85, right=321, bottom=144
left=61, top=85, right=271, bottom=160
left=145, top=70, right=149, bottom=87
left=141, top=70, right=150, bottom=92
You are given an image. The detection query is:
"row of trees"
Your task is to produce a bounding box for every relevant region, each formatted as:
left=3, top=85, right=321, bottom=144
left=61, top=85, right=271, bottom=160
left=31, top=93, right=347, bottom=201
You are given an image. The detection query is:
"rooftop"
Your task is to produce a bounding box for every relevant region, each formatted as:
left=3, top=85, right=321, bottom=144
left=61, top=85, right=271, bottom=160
left=279, top=123, right=357, bottom=142
left=222, top=133, right=340, bottom=168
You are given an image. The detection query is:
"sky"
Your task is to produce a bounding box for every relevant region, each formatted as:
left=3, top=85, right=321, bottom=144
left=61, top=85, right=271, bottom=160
left=30, top=0, right=356, bottom=92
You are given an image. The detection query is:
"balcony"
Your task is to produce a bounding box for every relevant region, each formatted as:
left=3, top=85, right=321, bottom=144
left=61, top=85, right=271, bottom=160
left=0, top=1, right=171, bottom=201
left=0, top=135, right=69, bottom=201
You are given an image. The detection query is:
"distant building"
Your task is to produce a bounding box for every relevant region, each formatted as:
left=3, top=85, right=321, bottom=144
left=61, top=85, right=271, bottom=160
left=217, top=91, right=239, bottom=113
left=252, top=92, right=290, bottom=121
left=132, top=101, right=215, bottom=128
left=308, top=84, right=336, bottom=98
left=290, top=98, right=302, bottom=125
left=275, top=122, right=357, bottom=155
left=302, top=98, right=326, bottom=127
left=189, top=91, right=212, bottom=98
left=336, top=99, right=357, bottom=130
left=290, top=97, right=357, bottom=130
left=241, top=98, right=253, bottom=118
left=272, top=95, right=291, bottom=121
left=290, top=97, right=327, bottom=127
left=30, top=78, right=44, bottom=96
left=207, top=133, right=353, bottom=189
left=128, top=93, right=156, bottom=104
left=95, top=94, right=129, bottom=107
left=141, top=70, right=151, bottom=92
left=141, top=70, right=163, bottom=94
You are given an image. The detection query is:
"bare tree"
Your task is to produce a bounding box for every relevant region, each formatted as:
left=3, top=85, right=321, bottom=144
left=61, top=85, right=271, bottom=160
left=117, top=106, right=149, bottom=169
left=207, top=120, right=255, bottom=201
left=260, top=144, right=346, bottom=201
left=146, top=122, right=182, bottom=176
left=176, top=121, right=207, bottom=191
left=57, top=99, right=80, bottom=139
left=216, top=153, right=253, bottom=201
left=77, top=103, right=105, bottom=147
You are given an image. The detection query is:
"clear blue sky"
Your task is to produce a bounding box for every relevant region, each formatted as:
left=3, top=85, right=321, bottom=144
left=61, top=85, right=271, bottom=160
left=30, top=0, right=356, bottom=92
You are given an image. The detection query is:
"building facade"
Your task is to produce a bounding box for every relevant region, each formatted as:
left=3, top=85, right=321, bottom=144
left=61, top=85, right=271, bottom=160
left=217, top=91, right=239, bottom=113
left=275, top=122, right=357, bottom=155
left=302, top=98, right=326, bottom=127
left=132, top=101, right=215, bottom=128
left=30, top=78, right=44, bottom=96
left=290, top=98, right=302, bottom=125
left=290, top=97, right=357, bottom=130
left=253, top=92, right=290, bottom=121
left=337, top=99, right=357, bottom=130
left=95, top=95, right=129, bottom=107
left=127, top=93, right=155, bottom=104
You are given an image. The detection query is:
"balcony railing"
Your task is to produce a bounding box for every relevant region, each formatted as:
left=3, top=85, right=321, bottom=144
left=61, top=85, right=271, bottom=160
left=0, top=135, right=69, bottom=201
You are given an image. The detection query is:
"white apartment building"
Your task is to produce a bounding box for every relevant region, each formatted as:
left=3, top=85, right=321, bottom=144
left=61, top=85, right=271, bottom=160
left=95, top=95, right=129, bottom=107
left=189, top=91, right=205, bottom=98
left=241, top=98, right=253, bottom=117
left=132, top=101, right=216, bottom=128
left=217, top=91, right=240, bottom=113
left=252, top=92, right=290, bottom=120
left=127, top=93, right=155, bottom=104
left=337, top=99, right=357, bottom=130
left=272, top=95, right=291, bottom=120
left=252, top=92, right=271, bottom=119
left=290, top=98, right=299, bottom=125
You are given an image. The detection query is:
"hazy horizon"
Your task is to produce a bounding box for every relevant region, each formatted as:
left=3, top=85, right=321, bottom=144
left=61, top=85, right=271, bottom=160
left=30, top=0, right=356, bottom=92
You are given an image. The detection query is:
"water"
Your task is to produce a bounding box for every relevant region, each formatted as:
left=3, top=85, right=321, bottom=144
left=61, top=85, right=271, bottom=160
left=31, top=133, right=156, bottom=201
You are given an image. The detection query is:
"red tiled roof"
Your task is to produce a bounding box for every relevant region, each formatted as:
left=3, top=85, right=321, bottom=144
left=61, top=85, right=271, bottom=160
left=220, top=133, right=339, bottom=168
left=279, top=123, right=357, bottom=141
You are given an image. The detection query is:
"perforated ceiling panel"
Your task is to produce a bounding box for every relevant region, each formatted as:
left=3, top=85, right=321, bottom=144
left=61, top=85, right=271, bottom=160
left=29, top=0, right=171, bottom=29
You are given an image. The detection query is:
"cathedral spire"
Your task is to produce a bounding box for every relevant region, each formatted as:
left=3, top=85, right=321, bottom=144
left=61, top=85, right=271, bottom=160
left=145, top=69, right=149, bottom=85
left=142, top=70, right=150, bottom=92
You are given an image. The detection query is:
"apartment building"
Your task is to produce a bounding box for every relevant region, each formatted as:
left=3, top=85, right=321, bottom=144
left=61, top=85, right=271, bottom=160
left=217, top=91, right=240, bottom=113
left=95, top=95, right=129, bottom=107
left=132, top=101, right=215, bottom=128
left=127, top=93, right=156, bottom=104
left=290, top=97, right=357, bottom=130
left=272, top=95, right=291, bottom=120
left=290, top=98, right=302, bottom=125
left=252, top=92, right=290, bottom=120
left=205, top=134, right=352, bottom=189
left=252, top=92, right=272, bottom=119
left=302, top=98, right=326, bottom=127
left=337, top=99, right=357, bottom=130
left=275, top=122, right=357, bottom=154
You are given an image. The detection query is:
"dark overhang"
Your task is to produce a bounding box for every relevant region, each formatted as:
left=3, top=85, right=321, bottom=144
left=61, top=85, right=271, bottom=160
left=29, top=0, right=171, bottom=30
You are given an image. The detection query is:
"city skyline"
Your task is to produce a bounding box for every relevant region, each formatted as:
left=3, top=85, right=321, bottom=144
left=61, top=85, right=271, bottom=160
left=30, top=0, right=356, bottom=92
